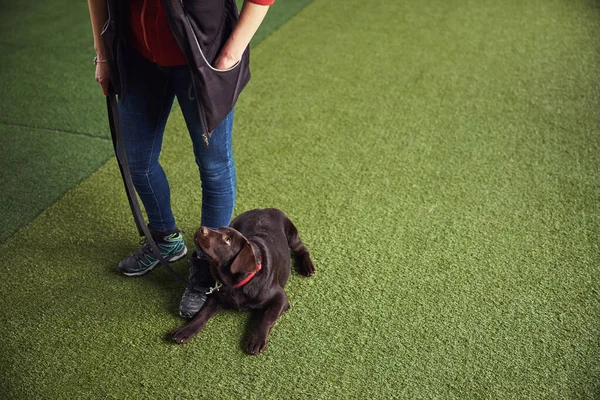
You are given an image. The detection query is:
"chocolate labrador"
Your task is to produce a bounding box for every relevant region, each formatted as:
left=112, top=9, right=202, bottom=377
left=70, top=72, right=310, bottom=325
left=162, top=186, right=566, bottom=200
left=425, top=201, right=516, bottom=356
left=171, top=208, right=315, bottom=354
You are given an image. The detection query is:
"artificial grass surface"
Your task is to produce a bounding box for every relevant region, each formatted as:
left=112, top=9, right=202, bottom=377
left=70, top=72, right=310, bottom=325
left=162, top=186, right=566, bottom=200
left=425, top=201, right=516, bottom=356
left=0, top=125, right=114, bottom=243
left=0, top=0, right=109, bottom=137
left=2, top=0, right=600, bottom=398
left=0, top=0, right=313, bottom=243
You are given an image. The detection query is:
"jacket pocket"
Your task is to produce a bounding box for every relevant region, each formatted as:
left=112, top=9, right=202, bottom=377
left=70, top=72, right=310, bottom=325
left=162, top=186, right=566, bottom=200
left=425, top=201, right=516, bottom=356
left=163, top=0, right=251, bottom=134
left=182, top=9, right=241, bottom=73
left=208, top=58, right=241, bottom=73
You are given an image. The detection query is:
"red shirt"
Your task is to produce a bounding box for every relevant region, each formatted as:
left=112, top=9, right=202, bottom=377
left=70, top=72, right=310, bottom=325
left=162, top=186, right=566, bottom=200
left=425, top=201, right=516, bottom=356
left=129, top=0, right=275, bottom=67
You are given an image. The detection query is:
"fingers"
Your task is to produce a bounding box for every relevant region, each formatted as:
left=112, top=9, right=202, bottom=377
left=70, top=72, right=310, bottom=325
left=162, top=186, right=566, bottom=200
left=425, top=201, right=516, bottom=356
left=97, top=77, right=110, bottom=96
left=213, top=51, right=240, bottom=70
left=95, top=64, right=111, bottom=96
left=101, top=80, right=110, bottom=96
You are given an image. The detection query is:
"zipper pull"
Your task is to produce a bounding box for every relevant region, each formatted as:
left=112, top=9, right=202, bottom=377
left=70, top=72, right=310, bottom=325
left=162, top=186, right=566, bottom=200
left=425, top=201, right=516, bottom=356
left=202, top=132, right=210, bottom=148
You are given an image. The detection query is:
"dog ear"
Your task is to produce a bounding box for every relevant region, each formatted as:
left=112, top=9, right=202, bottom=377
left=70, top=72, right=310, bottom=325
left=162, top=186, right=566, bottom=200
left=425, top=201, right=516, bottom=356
left=230, top=241, right=258, bottom=275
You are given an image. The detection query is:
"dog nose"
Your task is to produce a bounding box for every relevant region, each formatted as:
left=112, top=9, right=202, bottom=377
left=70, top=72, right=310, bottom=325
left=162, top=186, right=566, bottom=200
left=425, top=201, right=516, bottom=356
left=200, top=226, right=209, bottom=236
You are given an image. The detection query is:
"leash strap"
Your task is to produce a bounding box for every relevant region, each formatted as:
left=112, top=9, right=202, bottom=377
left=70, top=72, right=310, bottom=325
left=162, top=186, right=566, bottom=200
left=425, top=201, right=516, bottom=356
left=106, top=94, right=198, bottom=291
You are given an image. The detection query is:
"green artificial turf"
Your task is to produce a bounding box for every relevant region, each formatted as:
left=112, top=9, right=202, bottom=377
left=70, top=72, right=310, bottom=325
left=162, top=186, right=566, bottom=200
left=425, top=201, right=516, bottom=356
left=0, top=0, right=108, bottom=136
left=0, top=125, right=114, bottom=242
left=0, top=0, right=313, bottom=242
left=2, top=0, right=600, bottom=398
left=236, top=0, right=314, bottom=45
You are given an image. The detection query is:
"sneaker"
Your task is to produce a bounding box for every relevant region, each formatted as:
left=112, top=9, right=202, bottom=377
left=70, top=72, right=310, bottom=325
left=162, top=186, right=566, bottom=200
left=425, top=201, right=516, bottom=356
left=179, top=250, right=216, bottom=319
left=118, top=230, right=188, bottom=277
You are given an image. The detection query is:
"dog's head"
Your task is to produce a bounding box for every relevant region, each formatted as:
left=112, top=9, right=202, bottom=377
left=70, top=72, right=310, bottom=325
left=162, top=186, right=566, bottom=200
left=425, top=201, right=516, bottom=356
left=195, top=226, right=259, bottom=287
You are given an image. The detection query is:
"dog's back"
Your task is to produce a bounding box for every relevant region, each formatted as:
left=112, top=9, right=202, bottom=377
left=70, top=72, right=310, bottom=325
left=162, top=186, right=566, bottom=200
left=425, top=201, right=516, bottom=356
left=230, top=208, right=288, bottom=241
left=231, top=208, right=315, bottom=284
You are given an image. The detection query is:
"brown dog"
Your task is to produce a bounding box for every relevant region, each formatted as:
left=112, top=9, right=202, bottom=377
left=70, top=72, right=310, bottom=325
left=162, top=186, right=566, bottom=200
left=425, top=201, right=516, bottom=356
left=171, top=208, right=315, bottom=354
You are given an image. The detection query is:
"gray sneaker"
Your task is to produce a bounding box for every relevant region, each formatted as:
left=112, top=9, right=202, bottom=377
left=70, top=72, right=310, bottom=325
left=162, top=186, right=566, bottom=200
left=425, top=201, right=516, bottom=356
left=179, top=251, right=216, bottom=319
left=118, top=230, right=187, bottom=277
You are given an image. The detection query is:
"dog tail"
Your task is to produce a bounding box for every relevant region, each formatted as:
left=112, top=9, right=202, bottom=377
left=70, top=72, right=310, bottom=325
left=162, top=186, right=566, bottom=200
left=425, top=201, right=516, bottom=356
left=284, top=218, right=316, bottom=276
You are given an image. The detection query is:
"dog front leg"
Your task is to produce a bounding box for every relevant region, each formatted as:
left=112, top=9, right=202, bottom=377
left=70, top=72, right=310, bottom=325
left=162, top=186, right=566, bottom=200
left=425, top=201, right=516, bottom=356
left=246, top=292, right=290, bottom=355
left=172, top=296, right=222, bottom=344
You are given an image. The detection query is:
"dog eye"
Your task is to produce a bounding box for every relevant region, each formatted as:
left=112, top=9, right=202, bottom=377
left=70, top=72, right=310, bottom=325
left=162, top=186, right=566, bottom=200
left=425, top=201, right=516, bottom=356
left=225, top=237, right=231, bottom=245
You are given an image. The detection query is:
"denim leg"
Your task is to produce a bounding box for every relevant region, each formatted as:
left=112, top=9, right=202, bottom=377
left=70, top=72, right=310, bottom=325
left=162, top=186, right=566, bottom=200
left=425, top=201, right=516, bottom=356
left=117, top=49, right=177, bottom=232
left=172, top=68, right=236, bottom=230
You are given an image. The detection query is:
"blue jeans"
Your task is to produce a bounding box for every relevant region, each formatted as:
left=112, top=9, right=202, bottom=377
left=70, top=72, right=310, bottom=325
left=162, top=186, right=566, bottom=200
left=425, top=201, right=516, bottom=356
left=117, top=48, right=236, bottom=233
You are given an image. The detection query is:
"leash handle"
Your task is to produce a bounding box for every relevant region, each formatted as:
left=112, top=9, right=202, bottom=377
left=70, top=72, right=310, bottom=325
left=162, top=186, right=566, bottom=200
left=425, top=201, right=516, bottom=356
left=106, top=95, right=198, bottom=291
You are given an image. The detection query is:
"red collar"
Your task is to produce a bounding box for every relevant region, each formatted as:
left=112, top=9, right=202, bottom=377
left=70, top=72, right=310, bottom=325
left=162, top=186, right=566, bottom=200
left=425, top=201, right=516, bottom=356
left=232, top=257, right=262, bottom=288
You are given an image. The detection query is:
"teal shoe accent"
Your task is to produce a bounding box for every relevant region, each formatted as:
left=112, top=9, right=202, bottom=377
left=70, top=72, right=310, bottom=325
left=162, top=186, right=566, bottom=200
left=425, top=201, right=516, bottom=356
left=118, top=231, right=188, bottom=277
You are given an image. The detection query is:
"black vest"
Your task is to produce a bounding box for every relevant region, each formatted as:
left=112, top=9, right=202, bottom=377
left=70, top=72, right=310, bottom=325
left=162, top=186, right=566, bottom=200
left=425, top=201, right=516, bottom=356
left=102, top=0, right=251, bottom=143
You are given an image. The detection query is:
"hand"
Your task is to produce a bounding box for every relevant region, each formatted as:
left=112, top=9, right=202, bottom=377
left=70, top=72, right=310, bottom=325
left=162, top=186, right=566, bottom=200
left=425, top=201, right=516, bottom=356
left=213, top=50, right=240, bottom=70
left=95, top=59, right=111, bottom=96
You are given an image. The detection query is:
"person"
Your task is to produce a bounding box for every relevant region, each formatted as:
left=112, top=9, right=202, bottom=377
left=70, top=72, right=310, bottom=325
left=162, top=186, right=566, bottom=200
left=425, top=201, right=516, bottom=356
left=87, top=0, right=274, bottom=319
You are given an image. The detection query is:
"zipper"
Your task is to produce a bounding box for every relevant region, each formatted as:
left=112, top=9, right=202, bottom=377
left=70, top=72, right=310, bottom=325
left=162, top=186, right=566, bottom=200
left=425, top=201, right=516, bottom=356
left=191, top=74, right=211, bottom=147
left=177, top=0, right=212, bottom=147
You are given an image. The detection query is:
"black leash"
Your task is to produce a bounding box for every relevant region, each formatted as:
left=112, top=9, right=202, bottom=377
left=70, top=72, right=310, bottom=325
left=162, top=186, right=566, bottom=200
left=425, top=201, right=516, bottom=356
left=106, top=94, right=198, bottom=291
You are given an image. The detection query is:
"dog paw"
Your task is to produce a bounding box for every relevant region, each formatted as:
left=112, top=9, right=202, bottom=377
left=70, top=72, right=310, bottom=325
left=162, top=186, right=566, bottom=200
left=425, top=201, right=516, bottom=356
left=246, top=333, right=268, bottom=355
left=300, top=257, right=316, bottom=276
left=172, top=327, right=197, bottom=344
